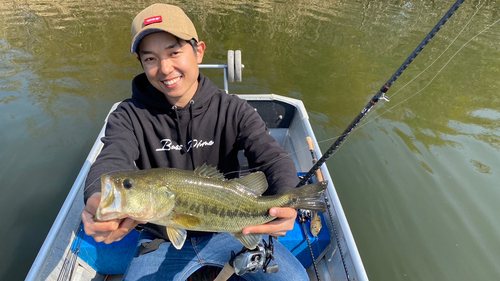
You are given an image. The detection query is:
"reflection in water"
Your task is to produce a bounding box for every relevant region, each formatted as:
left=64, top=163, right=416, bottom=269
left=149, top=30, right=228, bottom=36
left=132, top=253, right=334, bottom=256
left=1, top=0, right=499, bottom=145
left=1, top=0, right=499, bottom=280
left=470, top=159, right=491, bottom=174
left=0, top=95, right=20, bottom=104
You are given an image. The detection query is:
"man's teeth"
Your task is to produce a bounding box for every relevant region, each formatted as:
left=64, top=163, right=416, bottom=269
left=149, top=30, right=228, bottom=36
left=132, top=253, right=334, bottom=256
left=164, top=77, right=180, bottom=86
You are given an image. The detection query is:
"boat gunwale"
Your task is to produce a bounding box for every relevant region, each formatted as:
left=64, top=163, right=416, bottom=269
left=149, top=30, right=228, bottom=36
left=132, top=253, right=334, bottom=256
left=26, top=95, right=368, bottom=281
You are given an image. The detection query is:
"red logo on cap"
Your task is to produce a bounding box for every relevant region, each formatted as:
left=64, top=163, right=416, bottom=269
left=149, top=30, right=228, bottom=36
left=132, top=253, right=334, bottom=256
left=144, top=16, right=162, bottom=26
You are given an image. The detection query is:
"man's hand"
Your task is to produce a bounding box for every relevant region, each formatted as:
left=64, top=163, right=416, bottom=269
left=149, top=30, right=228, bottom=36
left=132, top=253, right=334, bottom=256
left=241, top=207, right=297, bottom=237
left=81, top=192, right=141, bottom=244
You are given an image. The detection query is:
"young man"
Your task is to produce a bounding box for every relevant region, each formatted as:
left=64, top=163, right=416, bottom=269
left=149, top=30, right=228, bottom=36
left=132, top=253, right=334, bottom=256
left=82, top=4, right=309, bottom=280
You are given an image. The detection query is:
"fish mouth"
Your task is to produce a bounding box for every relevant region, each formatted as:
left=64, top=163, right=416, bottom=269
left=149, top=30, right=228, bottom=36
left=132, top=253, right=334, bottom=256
left=95, top=176, right=123, bottom=221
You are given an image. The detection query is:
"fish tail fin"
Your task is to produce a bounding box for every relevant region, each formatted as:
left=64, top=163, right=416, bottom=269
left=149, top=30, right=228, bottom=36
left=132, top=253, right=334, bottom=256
left=288, top=181, right=328, bottom=212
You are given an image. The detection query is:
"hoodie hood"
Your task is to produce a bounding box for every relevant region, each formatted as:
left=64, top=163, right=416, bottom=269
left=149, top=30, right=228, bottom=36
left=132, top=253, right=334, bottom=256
left=131, top=72, right=219, bottom=115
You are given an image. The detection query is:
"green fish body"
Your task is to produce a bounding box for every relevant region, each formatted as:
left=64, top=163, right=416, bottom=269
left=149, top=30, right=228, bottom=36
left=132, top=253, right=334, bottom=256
left=96, top=164, right=327, bottom=249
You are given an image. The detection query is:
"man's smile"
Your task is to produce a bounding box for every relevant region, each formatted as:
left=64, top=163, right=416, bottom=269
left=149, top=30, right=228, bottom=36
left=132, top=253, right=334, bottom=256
left=163, top=77, right=181, bottom=87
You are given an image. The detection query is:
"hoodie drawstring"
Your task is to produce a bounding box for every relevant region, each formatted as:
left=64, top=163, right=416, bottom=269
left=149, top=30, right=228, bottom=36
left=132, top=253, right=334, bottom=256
left=171, top=105, right=186, bottom=154
left=188, top=100, right=195, bottom=169
left=171, top=101, right=196, bottom=169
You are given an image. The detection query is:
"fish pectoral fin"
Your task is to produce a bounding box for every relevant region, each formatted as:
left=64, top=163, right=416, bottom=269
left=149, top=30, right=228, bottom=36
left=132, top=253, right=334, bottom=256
left=230, top=172, right=268, bottom=196
left=172, top=213, right=203, bottom=228
left=166, top=227, right=187, bottom=250
left=232, top=233, right=262, bottom=250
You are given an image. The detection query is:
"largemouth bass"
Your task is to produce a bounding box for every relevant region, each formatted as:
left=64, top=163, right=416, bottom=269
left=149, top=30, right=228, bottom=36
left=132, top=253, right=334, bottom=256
left=96, top=164, right=327, bottom=250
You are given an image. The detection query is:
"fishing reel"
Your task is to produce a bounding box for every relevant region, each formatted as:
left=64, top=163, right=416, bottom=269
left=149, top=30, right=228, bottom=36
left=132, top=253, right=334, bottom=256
left=229, top=236, right=279, bottom=276
left=297, top=209, right=312, bottom=223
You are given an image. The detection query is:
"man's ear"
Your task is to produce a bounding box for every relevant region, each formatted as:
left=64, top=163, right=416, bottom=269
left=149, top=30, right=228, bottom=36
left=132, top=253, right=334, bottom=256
left=196, top=41, right=206, bottom=64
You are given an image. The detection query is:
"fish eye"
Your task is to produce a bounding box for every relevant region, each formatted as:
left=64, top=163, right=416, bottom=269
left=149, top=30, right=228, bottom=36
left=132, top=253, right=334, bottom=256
left=123, top=179, right=133, bottom=189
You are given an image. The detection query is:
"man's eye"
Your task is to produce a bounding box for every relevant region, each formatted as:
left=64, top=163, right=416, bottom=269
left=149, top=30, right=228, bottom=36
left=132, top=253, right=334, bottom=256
left=144, top=57, right=154, bottom=62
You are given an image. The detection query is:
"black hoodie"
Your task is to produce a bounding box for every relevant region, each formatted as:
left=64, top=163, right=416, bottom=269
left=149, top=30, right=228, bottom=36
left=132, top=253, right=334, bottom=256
left=84, top=72, right=299, bottom=240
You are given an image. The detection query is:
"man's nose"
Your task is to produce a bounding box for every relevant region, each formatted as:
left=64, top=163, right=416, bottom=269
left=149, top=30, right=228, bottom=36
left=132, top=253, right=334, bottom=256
left=160, top=59, right=174, bottom=75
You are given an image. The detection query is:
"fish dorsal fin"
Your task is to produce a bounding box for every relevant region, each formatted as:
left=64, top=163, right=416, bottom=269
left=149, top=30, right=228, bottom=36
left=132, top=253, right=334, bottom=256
left=232, top=233, right=262, bottom=250
left=230, top=172, right=268, bottom=196
left=166, top=227, right=187, bottom=250
left=194, top=163, right=226, bottom=180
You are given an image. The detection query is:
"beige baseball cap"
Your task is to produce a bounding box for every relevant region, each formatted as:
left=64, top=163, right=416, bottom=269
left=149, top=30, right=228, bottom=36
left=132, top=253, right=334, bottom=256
left=130, top=4, right=198, bottom=54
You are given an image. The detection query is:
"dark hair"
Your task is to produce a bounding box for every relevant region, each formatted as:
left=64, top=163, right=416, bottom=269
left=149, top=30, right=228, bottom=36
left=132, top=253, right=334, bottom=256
left=186, top=39, right=198, bottom=53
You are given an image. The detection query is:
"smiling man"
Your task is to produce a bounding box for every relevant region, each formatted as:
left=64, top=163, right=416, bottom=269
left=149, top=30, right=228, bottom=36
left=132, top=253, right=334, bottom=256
left=138, top=32, right=204, bottom=107
left=82, top=4, right=309, bottom=281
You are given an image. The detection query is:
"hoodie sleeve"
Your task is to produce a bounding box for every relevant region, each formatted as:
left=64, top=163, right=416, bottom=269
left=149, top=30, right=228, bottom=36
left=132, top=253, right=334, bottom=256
left=236, top=101, right=299, bottom=195
left=84, top=105, right=140, bottom=203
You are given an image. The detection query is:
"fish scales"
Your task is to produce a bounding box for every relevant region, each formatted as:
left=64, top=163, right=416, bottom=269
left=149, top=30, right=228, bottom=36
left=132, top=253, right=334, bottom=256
left=164, top=169, right=281, bottom=232
left=96, top=164, right=327, bottom=249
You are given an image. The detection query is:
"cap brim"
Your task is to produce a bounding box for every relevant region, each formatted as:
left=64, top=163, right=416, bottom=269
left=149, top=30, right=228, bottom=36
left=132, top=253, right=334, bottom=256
left=131, top=28, right=195, bottom=54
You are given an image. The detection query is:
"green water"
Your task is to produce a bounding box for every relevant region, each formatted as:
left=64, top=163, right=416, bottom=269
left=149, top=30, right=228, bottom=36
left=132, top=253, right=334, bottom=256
left=1, top=1, right=499, bottom=280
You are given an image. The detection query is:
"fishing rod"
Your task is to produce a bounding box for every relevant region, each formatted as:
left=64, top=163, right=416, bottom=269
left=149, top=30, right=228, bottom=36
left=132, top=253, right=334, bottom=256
left=297, top=0, right=466, bottom=187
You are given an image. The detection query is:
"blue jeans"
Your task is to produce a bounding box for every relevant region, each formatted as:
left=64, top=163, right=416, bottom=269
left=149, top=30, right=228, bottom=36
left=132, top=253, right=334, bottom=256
left=123, top=231, right=309, bottom=281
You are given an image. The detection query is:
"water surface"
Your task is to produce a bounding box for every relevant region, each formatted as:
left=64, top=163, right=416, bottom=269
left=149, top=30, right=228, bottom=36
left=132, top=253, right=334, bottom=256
left=1, top=1, right=499, bottom=280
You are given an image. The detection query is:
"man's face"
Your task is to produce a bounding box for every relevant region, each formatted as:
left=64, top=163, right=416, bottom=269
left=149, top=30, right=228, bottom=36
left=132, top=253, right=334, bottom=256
left=138, top=32, right=205, bottom=107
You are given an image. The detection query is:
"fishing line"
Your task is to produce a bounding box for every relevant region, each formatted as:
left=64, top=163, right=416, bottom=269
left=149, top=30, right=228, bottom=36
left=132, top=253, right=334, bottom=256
left=298, top=0, right=467, bottom=186
left=307, top=0, right=495, bottom=150
left=388, top=0, right=486, bottom=100
left=89, top=2, right=500, bottom=186
left=229, top=0, right=492, bottom=182
left=343, top=12, right=500, bottom=138
left=247, top=1, right=498, bottom=175
left=222, top=144, right=317, bottom=177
